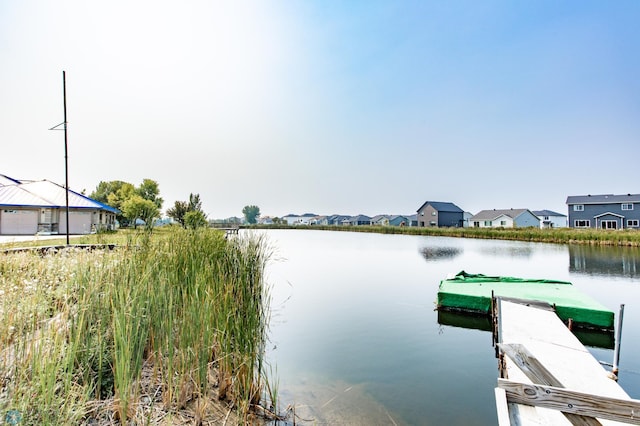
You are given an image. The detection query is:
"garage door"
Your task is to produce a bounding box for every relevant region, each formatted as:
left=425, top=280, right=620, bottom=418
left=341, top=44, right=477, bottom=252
left=1, top=209, right=38, bottom=235
left=60, top=211, right=93, bottom=234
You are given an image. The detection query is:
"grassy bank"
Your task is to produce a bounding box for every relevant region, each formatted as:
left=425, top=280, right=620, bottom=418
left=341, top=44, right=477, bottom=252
left=247, top=224, right=640, bottom=247
left=0, top=228, right=277, bottom=424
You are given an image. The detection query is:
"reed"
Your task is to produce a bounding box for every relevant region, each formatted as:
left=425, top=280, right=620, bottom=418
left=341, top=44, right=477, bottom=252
left=0, top=228, right=276, bottom=424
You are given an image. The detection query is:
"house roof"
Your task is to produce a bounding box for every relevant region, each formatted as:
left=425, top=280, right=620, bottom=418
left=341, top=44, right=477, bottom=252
left=0, top=184, right=49, bottom=207
left=566, top=194, right=640, bottom=204
left=470, top=209, right=533, bottom=221
left=594, top=212, right=625, bottom=219
left=416, top=201, right=463, bottom=213
left=0, top=179, right=119, bottom=213
left=532, top=210, right=566, bottom=217
left=0, top=174, right=22, bottom=186
left=283, top=212, right=318, bottom=218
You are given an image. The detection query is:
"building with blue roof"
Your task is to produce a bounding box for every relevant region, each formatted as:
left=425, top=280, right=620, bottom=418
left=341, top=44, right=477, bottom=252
left=566, top=193, right=640, bottom=229
left=0, top=174, right=118, bottom=235
left=532, top=210, right=567, bottom=228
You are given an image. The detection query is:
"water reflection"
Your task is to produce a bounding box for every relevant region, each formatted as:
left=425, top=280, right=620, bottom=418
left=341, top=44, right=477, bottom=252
left=437, top=309, right=615, bottom=349
left=569, top=245, right=640, bottom=278
left=477, top=244, right=534, bottom=258
left=437, top=310, right=491, bottom=332
left=419, top=246, right=462, bottom=261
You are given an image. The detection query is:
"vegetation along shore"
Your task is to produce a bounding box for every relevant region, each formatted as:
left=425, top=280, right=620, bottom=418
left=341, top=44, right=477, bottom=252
left=0, top=228, right=279, bottom=425
left=247, top=224, right=640, bottom=247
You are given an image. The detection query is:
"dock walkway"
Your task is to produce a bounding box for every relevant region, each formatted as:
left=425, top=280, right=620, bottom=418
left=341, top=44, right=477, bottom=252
left=493, top=298, right=639, bottom=425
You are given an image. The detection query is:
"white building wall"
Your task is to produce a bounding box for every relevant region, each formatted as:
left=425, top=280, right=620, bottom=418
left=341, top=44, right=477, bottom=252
left=514, top=211, right=540, bottom=228
left=472, top=215, right=514, bottom=228
left=549, top=216, right=567, bottom=228
left=0, top=208, right=38, bottom=234
left=283, top=215, right=300, bottom=225
left=60, top=211, right=93, bottom=234
left=283, top=215, right=311, bottom=225
left=535, top=213, right=567, bottom=228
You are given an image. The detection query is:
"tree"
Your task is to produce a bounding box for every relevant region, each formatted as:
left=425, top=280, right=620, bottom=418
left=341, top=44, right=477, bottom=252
left=121, top=195, right=160, bottom=230
left=242, top=205, right=260, bottom=224
left=167, top=193, right=207, bottom=228
left=106, top=183, right=136, bottom=211
left=166, top=201, right=189, bottom=227
left=188, top=193, right=202, bottom=212
left=106, top=183, right=136, bottom=227
left=90, top=179, right=164, bottom=228
left=184, top=210, right=208, bottom=229
left=137, top=178, right=163, bottom=209
left=90, top=180, right=128, bottom=204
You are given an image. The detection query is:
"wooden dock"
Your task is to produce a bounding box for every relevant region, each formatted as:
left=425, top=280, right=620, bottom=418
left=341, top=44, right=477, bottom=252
left=214, top=226, right=239, bottom=236
left=493, top=298, right=640, bottom=425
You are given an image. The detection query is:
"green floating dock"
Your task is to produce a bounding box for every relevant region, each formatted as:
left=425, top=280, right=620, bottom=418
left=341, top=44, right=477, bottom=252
left=437, top=271, right=614, bottom=331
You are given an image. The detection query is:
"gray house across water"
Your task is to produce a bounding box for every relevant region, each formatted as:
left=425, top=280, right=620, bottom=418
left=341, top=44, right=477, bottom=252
left=416, top=201, right=464, bottom=227
left=566, top=193, right=640, bottom=230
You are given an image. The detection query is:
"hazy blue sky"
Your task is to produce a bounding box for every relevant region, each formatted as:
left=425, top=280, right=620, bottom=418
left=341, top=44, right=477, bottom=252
left=2, top=1, right=639, bottom=219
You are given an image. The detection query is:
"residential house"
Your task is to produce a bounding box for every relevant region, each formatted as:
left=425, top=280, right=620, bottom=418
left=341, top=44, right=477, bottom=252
left=282, top=213, right=317, bottom=225
left=282, top=214, right=301, bottom=225
left=463, top=211, right=473, bottom=228
left=470, top=209, right=540, bottom=228
left=408, top=214, right=418, bottom=227
left=0, top=175, right=118, bottom=235
left=345, top=215, right=371, bottom=226
left=388, top=215, right=410, bottom=226
left=416, top=201, right=464, bottom=227
left=327, top=215, right=350, bottom=226
left=371, top=214, right=390, bottom=226
left=310, top=215, right=328, bottom=225
left=532, top=210, right=567, bottom=229
left=566, top=194, right=640, bottom=229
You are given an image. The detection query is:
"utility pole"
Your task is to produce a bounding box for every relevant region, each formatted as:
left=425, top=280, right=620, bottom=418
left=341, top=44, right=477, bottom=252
left=50, top=71, right=70, bottom=246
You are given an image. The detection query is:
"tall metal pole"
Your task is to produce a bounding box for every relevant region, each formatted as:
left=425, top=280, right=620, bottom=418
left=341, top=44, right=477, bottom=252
left=63, top=71, right=70, bottom=246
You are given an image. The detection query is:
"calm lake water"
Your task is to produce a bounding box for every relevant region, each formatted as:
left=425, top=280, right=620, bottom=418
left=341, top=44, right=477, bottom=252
left=256, top=229, right=640, bottom=425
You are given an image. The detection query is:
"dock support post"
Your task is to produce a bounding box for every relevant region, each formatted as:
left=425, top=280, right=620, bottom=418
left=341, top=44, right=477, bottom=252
left=612, top=303, right=625, bottom=378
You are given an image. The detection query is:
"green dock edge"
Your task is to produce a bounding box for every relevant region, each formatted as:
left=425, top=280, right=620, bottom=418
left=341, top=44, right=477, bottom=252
left=437, top=291, right=614, bottom=331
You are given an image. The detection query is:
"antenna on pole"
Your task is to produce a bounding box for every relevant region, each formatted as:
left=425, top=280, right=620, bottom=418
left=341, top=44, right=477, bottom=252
left=49, top=71, right=70, bottom=246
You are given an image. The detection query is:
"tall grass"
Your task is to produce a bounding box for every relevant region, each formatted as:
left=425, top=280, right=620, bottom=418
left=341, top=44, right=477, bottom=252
left=0, top=228, right=275, bottom=424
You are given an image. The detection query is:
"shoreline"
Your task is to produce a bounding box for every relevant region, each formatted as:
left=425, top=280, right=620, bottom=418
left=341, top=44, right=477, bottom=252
left=243, top=224, right=640, bottom=247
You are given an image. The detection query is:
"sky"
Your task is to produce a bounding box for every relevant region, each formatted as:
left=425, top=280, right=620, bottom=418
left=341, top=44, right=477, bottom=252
left=1, top=1, right=639, bottom=219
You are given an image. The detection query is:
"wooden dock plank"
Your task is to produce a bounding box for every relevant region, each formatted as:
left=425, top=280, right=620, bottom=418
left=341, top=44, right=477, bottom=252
left=498, top=380, right=640, bottom=425
left=498, top=299, right=628, bottom=399
left=495, top=387, right=511, bottom=426
left=495, top=299, right=632, bottom=425
left=498, top=343, right=603, bottom=425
